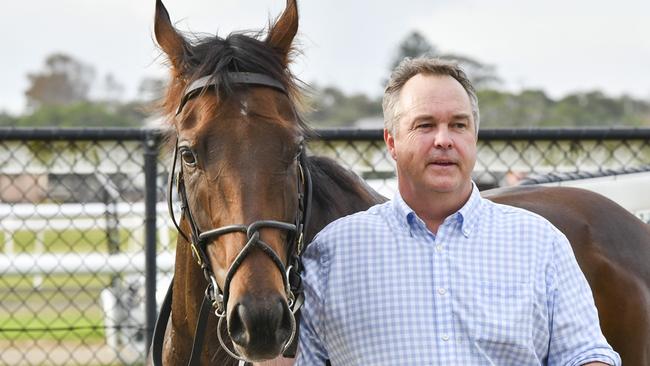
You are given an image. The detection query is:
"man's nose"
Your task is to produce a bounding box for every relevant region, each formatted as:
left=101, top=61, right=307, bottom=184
left=434, top=127, right=453, bottom=149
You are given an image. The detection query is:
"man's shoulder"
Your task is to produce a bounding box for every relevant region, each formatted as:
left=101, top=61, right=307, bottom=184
left=481, top=197, right=557, bottom=231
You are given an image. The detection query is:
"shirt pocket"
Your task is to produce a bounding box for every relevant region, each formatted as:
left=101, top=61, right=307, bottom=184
left=472, top=281, right=533, bottom=347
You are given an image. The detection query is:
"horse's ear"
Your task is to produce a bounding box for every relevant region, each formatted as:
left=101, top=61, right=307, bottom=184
left=266, top=0, right=298, bottom=66
left=154, top=0, right=188, bottom=72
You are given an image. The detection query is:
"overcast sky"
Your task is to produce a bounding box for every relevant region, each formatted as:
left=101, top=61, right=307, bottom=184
left=2, top=0, right=649, bottom=115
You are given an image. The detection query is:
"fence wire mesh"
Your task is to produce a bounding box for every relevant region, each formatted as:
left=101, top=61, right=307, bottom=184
left=0, top=127, right=649, bottom=365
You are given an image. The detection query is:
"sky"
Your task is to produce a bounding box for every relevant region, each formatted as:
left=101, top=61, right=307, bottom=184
left=1, top=0, right=649, bottom=115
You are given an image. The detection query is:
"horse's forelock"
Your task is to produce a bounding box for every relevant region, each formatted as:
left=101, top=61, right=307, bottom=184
left=159, top=30, right=309, bottom=131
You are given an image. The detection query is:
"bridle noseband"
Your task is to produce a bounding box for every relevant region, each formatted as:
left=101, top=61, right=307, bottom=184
left=152, top=72, right=312, bottom=366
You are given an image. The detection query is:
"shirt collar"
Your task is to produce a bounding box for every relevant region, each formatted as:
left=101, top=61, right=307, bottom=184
left=455, top=183, right=482, bottom=237
left=391, top=182, right=483, bottom=238
left=392, top=191, right=417, bottom=234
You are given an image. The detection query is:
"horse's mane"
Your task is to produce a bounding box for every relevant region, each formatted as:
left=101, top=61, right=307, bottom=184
left=305, top=155, right=387, bottom=240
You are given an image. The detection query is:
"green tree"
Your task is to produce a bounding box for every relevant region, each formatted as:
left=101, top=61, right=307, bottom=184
left=137, top=77, right=167, bottom=103
left=306, top=85, right=382, bottom=127
left=17, top=102, right=139, bottom=127
left=548, top=91, right=626, bottom=127
left=96, top=73, right=125, bottom=104
left=478, top=89, right=553, bottom=127
left=15, top=53, right=154, bottom=127
left=0, top=112, right=19, bottom=126
left=25, top=53, right=96, bottom=110
left=389, top=31, right=437, bottom=70
left=476, top=89, right=650, bottom=128
left=390, top=31, right=501, bottom=89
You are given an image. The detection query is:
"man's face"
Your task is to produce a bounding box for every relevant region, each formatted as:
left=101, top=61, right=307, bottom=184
left=385, top=73, right=477, bottom=199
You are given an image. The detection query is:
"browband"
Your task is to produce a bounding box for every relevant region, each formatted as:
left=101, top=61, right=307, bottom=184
left=176, top=72, right=287, bottom=115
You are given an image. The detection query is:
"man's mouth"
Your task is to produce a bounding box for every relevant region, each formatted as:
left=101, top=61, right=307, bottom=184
left=430, top=159, right=456, bottom=166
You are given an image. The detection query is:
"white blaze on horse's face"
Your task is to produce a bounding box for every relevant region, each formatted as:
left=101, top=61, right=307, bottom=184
left=240, top=100, right=248, bottom=116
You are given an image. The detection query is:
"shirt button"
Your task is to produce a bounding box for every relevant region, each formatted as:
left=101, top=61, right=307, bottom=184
left=435, top=245, right=443, bottom=252
left=441, top=334, right=450, bottom=341
left=437, top=287, right=447, bottom=295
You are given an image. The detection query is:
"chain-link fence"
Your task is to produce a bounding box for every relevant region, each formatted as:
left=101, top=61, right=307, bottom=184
left=1, top=127, right=649, bottom=365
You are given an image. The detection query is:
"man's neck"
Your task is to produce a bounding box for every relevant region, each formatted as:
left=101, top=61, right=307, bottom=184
left=401, top=182, right=473, bottom=234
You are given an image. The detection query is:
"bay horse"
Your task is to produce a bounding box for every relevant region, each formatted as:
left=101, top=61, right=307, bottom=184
left=151, top=1, right=382, bottom=364
left=150, top=0, right=650, bottom=365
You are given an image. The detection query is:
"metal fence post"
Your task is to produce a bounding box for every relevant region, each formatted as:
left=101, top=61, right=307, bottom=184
left=143, top=129, right=160, bottom=354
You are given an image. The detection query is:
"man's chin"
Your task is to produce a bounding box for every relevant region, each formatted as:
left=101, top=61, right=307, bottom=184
left=422, top=176, right=469, bottom=194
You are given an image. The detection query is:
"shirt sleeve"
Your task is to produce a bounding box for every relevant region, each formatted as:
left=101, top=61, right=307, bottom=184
left=295, top=237, right=329, bottom=365
left=546, top=229, right=621, bottom=366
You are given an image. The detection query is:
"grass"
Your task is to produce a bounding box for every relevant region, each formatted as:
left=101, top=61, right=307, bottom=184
left=0, top=227, right=178, bottom=345
left=1, top=227, right=177, bottom=254
left=3, top=228, right=138, bottom=253
left=0, top=308, right=105, bottom=342
left=0, top=273, right=115, bottom=342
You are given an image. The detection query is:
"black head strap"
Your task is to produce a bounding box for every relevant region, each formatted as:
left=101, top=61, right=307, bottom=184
left=176, top=72, right=287, bottom=115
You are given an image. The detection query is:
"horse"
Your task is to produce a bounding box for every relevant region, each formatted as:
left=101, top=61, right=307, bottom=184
left=150, top=0, right=650, bottom=365
left=151, top=0, right=383, bottom=364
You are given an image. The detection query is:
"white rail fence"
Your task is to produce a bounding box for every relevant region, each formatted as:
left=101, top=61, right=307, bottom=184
left=0, top=201, right=175, bottom=358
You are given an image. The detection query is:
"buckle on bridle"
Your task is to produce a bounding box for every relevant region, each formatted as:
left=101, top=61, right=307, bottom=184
left=206, top=275, right=226, bottom=317
left=296, top=232, right=305, bottom=255
left=190, top=243, right=203, bottom=267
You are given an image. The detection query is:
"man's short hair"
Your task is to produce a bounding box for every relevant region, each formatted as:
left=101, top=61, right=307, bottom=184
left=382, top=57, right=480, bottom=136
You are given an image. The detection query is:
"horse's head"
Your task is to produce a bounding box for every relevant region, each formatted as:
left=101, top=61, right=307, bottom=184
left=155, top=0, right=308, bottom=361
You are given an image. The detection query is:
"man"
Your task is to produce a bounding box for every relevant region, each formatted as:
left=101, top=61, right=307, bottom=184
left=295, top=57, right=620, bottom=365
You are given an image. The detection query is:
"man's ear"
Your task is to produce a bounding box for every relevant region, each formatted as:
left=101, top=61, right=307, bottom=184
left=384, top=128, right=397, bottom=161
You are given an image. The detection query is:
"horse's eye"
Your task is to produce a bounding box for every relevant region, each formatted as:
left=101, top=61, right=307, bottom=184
left=180, top=148, right=197, bottom=166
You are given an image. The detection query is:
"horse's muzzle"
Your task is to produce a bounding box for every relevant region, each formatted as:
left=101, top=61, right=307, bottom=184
left=227, top=294, right=293, bottom=360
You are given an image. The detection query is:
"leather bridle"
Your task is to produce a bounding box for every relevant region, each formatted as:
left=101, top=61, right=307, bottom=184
left=152, top=72, right=312, bottom=366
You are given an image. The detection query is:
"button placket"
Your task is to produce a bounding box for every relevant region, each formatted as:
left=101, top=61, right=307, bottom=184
left=433, top=226, right=453, bottom=347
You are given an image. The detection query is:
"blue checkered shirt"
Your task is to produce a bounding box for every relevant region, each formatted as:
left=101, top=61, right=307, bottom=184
left=296, top=184, right=620, bottom=365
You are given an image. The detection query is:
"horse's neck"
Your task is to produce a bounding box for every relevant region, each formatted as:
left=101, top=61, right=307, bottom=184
left=172, top=236, right=207, bottom=321
left=167, top=239, right=204, bottom=361
left=305, top=156, right=386, bottom=240
left=169, top=235, right=240, bottom=366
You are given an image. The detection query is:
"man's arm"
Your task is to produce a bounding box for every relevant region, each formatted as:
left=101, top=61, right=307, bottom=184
left=295, top=239, right=329, bottom=365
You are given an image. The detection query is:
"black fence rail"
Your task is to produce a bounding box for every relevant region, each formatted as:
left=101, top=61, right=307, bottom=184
left=0, top=127, right=649, bottom=365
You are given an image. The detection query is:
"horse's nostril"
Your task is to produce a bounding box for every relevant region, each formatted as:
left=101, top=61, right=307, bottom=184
left=275, top=299, right=293, bottom=345
left=228, top=303, right=249, bottom=347
left=270, top=299, right=284, bottom=329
